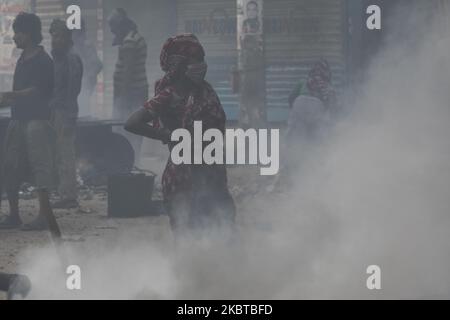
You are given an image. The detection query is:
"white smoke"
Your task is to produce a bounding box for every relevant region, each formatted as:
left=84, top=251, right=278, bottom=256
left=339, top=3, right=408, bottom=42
left=17, top=4, right=450, bottom=299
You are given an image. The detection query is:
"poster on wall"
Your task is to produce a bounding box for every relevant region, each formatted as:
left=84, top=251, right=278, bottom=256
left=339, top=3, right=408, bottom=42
left=237, top=0, right=263, bottom=50
left=0, top=0, right=30, bottom=74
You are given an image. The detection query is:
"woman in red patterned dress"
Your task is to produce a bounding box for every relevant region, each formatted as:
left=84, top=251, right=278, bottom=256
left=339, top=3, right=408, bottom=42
left=125, top=34, right=236, bottom=235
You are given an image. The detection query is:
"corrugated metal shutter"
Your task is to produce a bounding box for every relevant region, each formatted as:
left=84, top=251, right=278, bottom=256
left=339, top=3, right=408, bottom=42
left=264, top=0, right=347, bottom=122
left=177, top=0, right=239, bottom=120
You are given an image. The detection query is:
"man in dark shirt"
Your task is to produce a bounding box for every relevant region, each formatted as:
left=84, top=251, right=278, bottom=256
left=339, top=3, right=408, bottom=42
left=49, top=19, right=83, bottom=209
left=0, top=12, right=58, bottom=231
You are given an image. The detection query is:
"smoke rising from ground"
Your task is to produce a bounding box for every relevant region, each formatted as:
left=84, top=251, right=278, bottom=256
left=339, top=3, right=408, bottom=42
left=18, top=5, right=450, bottom=299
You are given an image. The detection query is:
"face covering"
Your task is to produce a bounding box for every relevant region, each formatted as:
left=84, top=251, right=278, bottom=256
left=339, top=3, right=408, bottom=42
left=185, top=62, right=208, bottom=84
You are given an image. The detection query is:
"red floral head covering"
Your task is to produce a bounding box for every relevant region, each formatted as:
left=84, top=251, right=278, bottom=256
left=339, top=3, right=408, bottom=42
left=160, top=34, right=205, bottom=71
left=155, top=34, right=206, bottom=93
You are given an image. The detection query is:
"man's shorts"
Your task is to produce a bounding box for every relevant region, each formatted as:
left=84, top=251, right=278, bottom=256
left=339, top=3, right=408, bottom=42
left=2, top=120, right=55, bottom=191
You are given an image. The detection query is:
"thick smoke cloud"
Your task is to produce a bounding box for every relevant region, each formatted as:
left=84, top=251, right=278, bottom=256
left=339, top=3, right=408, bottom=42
left=17, top=4, right=450, bottom=299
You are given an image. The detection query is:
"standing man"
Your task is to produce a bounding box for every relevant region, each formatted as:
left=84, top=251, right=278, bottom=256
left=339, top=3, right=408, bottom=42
left=108, top=8, right=148, bottom=161
left=0, top=12, right=56, bottom=230
left=49, top=19, right=83, bottom=209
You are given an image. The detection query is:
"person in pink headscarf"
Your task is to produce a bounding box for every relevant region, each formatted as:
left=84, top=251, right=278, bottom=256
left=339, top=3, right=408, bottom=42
left=125, top=34, right=235, bottom=235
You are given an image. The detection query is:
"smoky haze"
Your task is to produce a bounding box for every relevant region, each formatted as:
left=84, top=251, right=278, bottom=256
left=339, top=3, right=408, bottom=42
left=16, top=3, right=450, bottom=299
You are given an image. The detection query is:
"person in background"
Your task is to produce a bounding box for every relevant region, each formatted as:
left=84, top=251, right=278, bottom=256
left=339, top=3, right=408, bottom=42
left=0, top=12, right=56, bottom=230
left=72, top=18, right=102, bottom=117
left=277, top=59, right=337, bottom=190
left=108, top=8, right=148, bottom=162
left=288, top=60, right=337, bottom=109
left=287, top=59, right=337, bottom=137
left=49, top=19, right=83, bottom=209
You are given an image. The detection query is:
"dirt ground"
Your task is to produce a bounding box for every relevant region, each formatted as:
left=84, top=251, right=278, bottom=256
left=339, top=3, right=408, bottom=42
left=0, top=163, right=273, bottom=300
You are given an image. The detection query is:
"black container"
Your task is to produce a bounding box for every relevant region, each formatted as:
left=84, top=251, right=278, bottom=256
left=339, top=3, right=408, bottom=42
left=107, top=173, right=156, bottom=218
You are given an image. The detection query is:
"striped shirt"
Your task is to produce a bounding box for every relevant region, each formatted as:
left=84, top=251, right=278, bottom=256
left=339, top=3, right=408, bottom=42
left=113, top=30, right=148, bottom=93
